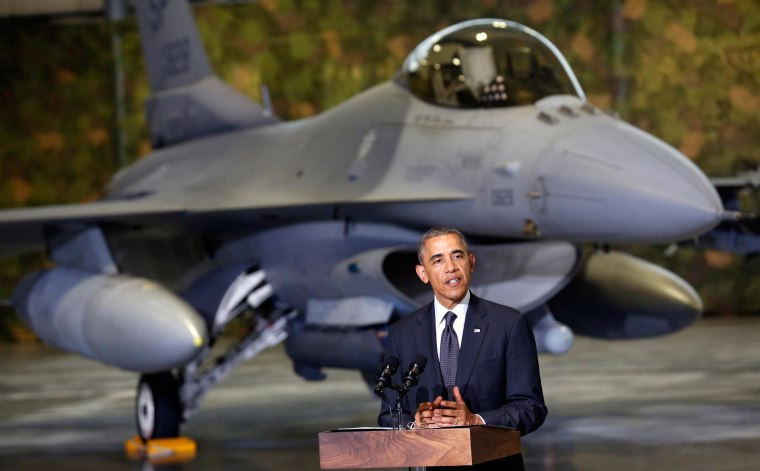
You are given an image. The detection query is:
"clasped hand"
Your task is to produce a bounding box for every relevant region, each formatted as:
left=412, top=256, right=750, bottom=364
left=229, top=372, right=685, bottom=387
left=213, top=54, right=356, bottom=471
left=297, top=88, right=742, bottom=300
left=414, top=386, right=483, bottom=428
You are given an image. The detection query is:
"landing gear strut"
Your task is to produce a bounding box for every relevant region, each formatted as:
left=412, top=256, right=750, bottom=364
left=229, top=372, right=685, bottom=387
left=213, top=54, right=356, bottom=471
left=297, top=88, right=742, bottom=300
left=132, top=267, right=291, bottom=440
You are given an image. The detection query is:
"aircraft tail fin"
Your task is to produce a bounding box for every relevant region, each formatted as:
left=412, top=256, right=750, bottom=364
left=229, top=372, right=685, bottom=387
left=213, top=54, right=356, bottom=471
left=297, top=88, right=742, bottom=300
left=135, top=0, right=278, bottom=148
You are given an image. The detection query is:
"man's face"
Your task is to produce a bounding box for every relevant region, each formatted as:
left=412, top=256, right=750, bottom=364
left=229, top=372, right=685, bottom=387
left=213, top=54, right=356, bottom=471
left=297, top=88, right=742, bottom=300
left=415, top=234, right=476, bottom=309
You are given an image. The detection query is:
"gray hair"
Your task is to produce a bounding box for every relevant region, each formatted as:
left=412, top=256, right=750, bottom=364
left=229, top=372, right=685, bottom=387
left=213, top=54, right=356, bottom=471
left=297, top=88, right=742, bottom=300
left=417, top=226, right=470, bottom=264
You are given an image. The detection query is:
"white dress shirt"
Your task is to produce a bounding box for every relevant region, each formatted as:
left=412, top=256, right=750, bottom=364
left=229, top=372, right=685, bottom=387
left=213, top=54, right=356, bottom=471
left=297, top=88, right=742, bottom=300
left=433, top=290, right=470, bottom=357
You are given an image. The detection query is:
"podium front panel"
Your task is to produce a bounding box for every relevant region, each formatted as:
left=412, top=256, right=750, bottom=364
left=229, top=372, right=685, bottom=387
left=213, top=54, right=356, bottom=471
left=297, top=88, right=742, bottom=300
left=318, top=426, right=520, bottom=469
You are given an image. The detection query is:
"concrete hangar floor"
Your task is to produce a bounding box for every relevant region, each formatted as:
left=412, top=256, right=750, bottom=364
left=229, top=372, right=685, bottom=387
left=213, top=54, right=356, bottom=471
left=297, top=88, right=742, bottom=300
left=0, top=317, right=759, bottom=470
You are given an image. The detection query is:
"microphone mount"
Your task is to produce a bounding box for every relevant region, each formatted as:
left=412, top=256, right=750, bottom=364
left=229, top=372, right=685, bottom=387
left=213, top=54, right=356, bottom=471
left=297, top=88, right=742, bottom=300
left=383, top=355, right=427, bottom=430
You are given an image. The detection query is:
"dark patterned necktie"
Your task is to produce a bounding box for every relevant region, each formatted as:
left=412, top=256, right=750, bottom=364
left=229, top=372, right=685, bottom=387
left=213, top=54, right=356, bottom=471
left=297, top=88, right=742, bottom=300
left=440, top=311, right=459, bottom=399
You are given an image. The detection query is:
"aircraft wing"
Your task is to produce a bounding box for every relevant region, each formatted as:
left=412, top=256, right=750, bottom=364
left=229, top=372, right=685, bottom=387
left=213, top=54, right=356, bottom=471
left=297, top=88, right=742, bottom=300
left=710, top=173, right=760, bottom=191
left=679, top=172, right=760, bottom=254
left=710, top=170, right=760, bottom=210
left=0, top=200, right=186, bottom=257
left=0, top=188, right=472, bottom=258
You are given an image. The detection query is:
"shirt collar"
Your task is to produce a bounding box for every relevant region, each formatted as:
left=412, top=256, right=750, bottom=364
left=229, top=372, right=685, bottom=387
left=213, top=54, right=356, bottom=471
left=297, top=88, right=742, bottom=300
left=434, top=290, right=471, bottom=325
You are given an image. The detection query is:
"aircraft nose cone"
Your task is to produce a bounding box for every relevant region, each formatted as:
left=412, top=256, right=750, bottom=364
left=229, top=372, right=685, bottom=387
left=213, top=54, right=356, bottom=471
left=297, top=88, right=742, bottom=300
left=530, top=118, right=722, bottom=243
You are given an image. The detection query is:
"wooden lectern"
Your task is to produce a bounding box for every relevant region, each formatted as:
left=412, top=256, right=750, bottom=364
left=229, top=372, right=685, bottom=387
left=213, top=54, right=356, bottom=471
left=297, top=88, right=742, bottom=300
left=318, top=425, right=520, bottom=469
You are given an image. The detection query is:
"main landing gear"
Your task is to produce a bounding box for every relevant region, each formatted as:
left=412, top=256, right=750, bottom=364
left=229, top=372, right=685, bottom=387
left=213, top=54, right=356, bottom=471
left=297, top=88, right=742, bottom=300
left=131, top=267, right=292, bottom=441
left=136, top=372, right=182, bottom=440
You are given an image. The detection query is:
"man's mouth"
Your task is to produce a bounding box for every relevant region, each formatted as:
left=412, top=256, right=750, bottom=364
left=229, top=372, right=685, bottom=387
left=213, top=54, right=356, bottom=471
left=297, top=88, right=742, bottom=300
left=445, top=277, right=461, bottom=286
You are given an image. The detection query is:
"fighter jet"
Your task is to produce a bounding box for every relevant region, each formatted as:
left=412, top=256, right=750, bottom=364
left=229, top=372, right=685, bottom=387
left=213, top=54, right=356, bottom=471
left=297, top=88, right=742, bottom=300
left=0, top=1, right=723, bottom=439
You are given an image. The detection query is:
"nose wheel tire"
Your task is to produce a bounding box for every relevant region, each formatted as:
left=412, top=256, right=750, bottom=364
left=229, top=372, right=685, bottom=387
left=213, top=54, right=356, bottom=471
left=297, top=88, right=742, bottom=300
left=136, top=372, right=182, bottom=440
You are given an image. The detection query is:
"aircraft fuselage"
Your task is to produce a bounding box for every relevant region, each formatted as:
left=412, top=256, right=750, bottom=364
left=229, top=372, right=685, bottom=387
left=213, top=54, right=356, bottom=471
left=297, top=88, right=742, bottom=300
left=107, top=80, right=721, bottom=245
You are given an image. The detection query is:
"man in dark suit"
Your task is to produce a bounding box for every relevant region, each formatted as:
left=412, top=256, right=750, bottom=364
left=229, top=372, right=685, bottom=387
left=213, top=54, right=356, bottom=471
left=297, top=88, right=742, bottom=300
left=377, top=226, right=547, bottom=469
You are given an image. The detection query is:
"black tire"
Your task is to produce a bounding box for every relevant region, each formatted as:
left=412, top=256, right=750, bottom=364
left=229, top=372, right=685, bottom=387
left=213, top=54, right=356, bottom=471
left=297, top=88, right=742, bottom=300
left=135, top=372, right=182, bottom=440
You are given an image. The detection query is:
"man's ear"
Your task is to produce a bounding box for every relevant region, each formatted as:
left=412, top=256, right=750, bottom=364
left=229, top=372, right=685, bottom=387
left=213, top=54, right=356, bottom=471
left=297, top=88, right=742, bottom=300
left=415, top=264, right=429, bottom=283
left=469, top=252, right=476, bottom=271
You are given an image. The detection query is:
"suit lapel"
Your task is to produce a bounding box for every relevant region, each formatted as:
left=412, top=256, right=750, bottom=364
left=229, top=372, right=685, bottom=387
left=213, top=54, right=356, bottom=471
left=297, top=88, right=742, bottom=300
left=457, top=294, right=488, bottom=388
left=413, top=302, right=440, bottom=388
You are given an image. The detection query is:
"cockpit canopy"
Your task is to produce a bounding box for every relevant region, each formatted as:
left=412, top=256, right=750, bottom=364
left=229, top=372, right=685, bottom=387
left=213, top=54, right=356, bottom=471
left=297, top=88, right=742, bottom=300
left=401, top=19, right=585, bottom=108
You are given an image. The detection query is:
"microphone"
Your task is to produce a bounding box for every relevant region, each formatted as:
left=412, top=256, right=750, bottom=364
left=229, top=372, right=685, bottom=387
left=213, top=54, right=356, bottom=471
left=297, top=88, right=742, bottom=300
left=374, top=356, right=400, bottom=397
left=402, top=355, right=427, bottom=392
